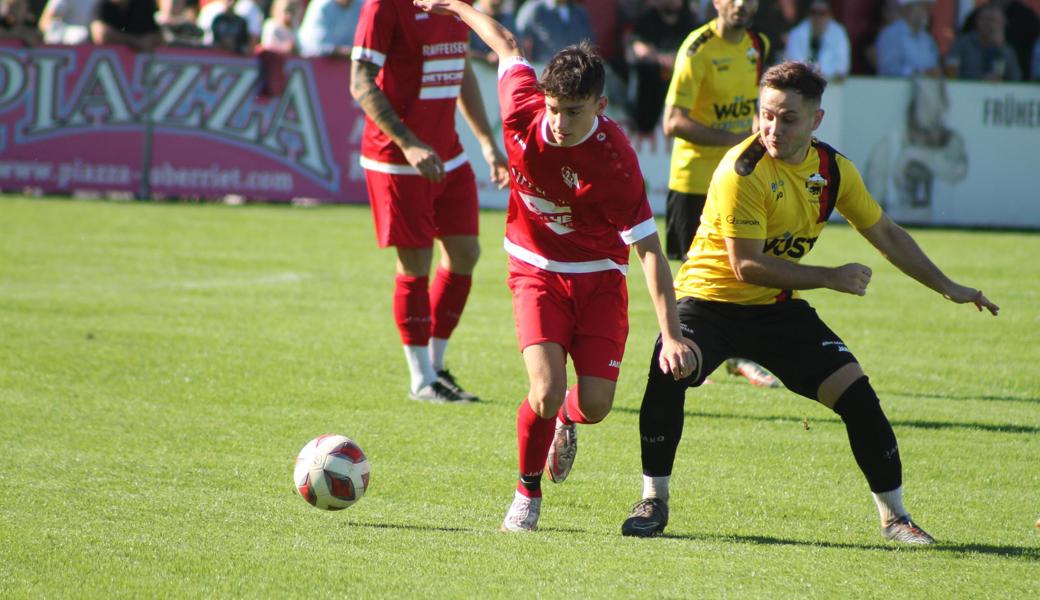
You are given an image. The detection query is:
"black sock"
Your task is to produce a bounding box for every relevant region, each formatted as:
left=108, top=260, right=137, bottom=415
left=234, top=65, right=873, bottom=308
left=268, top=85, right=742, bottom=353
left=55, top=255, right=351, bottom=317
left=833, top=376, right=902, bottom=493
left=639, top=336, right=689, bottom=476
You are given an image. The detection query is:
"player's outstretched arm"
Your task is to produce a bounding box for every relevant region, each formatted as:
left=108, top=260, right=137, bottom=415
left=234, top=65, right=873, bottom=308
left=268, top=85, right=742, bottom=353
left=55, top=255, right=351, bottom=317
left=457, top=60, right=509, bottom=189
left=413, top=0, right=523, bottom=62
left=726, top=236, right=873, bottom=296
left=633, top=234, right=697, bottom=380
left=350, top=59, right=445, bottom=182
left=857, top=214, right=999, bottom=315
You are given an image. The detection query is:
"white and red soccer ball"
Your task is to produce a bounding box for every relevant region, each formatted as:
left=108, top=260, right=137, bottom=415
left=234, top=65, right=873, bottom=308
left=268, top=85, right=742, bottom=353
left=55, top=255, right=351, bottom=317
left=294, top=434, right=370, bottom=510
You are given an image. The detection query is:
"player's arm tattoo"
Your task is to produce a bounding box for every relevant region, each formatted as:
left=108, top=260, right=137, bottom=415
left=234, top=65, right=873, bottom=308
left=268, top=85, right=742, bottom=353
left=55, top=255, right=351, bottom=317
left=349, top=60, right=416, bottom=147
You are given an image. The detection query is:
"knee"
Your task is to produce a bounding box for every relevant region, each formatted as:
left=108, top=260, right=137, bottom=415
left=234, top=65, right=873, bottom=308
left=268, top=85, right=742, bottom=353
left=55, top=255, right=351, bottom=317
left=578, top=391, right=613, bottom=423
left=444, top=239, right=480, bottom=271
left=832, top=376, right=881, bottom=420
left=527, top=382, right=566, bottom=418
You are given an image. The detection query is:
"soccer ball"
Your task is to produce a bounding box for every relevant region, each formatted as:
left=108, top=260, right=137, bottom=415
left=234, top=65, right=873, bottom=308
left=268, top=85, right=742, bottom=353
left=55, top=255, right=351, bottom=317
left=294, top=434, right=370, bottom=510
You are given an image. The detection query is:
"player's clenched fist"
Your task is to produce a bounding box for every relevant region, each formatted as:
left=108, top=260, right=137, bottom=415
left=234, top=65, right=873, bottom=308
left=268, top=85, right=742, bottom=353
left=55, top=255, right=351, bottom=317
left=829, top=263, right=872, bottom=296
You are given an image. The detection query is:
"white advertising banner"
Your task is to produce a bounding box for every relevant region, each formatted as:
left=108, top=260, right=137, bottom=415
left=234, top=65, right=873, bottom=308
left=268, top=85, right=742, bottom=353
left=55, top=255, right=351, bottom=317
left=459, top=64, right=1040, bottom=229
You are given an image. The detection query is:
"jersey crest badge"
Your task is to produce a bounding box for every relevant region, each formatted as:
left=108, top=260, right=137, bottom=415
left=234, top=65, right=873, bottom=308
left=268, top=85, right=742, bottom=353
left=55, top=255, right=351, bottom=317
left=561, top=166, right=582, bottom=190
left=805, top=172, right=828, bottom=197
left=745, top=46, right=759, bottom=65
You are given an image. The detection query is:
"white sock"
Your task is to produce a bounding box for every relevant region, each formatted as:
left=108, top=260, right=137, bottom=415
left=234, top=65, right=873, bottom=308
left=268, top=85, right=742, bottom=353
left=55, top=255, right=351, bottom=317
left=642, top=475, right=670, bottom=501
left=429, top=337, right=449, bottom=373
left=872, top=486, right=908, bottom=525
left=403, top=345, right=438, bottom=393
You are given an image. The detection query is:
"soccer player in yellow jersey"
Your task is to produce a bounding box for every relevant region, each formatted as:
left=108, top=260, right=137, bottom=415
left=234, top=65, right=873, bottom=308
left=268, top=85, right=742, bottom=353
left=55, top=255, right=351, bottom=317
left=664, top=0, right=778, bottom=388
left=621, top=61, right=999, bottom=544
left=663, top=0, right=766, bottom=260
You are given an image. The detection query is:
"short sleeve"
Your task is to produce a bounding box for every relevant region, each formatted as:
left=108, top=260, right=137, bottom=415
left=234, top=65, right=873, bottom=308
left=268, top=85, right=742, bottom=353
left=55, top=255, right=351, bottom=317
left=713, top=168, right=768, bottom=239
left=351, top=0, right=396, bottom=67
left=498, top=58, right=543, bottom=130
left=663, top=37, right=704, bottom=111
left=835, top=156, right=883, bottom=230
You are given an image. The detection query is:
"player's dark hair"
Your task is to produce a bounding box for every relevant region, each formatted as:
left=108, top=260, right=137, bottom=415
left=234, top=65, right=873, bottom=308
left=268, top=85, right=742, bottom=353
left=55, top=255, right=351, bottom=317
left=539, top=41, right=605, bottom=100
left=759, top=61, right=827, bottom=103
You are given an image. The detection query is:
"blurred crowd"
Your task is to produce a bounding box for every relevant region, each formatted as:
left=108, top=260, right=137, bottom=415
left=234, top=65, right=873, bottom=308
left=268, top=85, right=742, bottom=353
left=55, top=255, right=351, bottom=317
left=2, top=0, right=1038, bottom=127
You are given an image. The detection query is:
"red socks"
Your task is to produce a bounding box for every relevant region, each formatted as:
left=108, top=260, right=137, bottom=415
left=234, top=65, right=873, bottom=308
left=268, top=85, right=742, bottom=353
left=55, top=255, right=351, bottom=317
left=394, top=269, right=471, bottom=346
left=516, top=398, right=555, bottom=498
left=430, top=267, right=472, bottom=339
left=393, top=274, right=431, bottom=346
left=557, top=385, right=590, bottom=424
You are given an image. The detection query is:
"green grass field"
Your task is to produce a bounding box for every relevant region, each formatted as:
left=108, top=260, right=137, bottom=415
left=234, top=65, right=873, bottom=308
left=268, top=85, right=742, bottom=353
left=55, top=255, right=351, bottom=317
left=1, top=197, right=1037, bottom=598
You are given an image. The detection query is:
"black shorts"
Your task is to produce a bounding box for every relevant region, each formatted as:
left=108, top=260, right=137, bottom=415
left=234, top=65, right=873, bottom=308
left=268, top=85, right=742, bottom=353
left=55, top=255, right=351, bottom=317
left=667, top=297, right=859, bottom=400
left=665, top=190, right=707, bottom=261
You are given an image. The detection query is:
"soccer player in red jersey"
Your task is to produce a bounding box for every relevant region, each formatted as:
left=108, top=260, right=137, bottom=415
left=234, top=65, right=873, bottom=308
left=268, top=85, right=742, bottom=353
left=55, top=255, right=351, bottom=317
left=350, top=0, right=510, bottom=403
left=414, top=0, right=697, bottom=531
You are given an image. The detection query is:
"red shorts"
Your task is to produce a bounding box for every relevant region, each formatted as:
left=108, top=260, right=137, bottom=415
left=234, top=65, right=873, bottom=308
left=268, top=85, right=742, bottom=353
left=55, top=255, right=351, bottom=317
left=507, top=258, right=629, bottom=381
left=364, top=163, right=479, bottom=248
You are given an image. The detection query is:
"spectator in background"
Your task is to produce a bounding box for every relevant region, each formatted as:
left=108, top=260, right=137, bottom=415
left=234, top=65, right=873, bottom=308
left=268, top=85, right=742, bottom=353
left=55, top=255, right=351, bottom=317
left=297, top=0, right=360, bottom=58
left=961, top=0, right=1038, bottom=82
left=156, top=0, right=204, bottom=45
left=209, top=0, right=249, bottom=53
left=624, top=0, right=698, bottom=134
left=468, top=0, right=514, bottom=65
left=875, top=0, right=941, bottom=77
left=91, top=0, right=162, bottom=51
left=38, top=0, right=98, bottom=43
left=946, top=2, right=1021, bottom=81
left=197, top=0, right=261, bottom=48
left=261, top=0, right=298, bottom=54
left=784, top=0, right=850, bottom=81
left=0, top=0, right=40, bottom=44
left=515, top=0, right=594, bottom=63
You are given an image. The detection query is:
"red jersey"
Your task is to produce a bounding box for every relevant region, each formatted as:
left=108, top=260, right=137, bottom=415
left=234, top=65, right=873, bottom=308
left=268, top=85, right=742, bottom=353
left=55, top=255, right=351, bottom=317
left=498, top=58, right=656, bottom=274
left=351, top=0, right=470, bottom=174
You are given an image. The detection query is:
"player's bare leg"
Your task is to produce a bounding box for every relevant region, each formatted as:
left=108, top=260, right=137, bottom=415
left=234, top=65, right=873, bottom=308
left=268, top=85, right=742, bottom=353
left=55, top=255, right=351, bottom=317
left=394, top=247, right=465, bottom=403
left=429, top=235, right=480, bottom=399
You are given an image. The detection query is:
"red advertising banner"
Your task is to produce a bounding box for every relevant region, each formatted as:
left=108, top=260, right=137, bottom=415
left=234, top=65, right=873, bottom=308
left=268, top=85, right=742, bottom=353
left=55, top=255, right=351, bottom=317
left=0, top=42, right=368, bottom=203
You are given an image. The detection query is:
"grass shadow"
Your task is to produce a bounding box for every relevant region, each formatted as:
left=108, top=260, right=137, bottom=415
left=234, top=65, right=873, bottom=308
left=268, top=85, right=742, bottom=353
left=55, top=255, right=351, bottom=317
left=610, top=405, right=1040, bottom=435
left=880, top=390, right=1040, bottom=405
left=662, top=531, right=1040, bottom=559
left=348, top=521, right=586, bottom=535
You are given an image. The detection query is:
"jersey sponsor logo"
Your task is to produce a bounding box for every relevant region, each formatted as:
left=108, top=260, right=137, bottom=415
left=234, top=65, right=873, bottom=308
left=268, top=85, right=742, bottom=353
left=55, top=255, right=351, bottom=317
left=805, top=172, right=828, bottom=197
left=518, top=191, right=574, bottom=235
left=608, top=359, right=622, bottom=369
left=713, top=96, right=756, bottom=120
left=512, top=133, right=527, bottom=150
left=422, top=42, right=467, bottom=57
left=711, top=57, right=732, bottom=72
left=510, top=166, right=546, bottom=196
left=726, top=214, right=759, bottom=226
left=763, top=233, right=818, bottom=258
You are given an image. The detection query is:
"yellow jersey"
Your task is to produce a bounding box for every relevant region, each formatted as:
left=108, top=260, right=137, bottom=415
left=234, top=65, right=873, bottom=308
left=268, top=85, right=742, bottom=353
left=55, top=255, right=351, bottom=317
left=666, top=20, right=768, bottom=195
left=675, top=134, right=883, bottom=305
